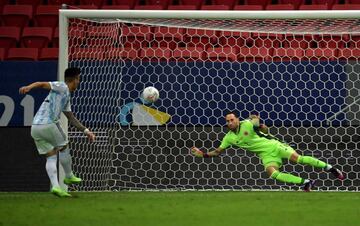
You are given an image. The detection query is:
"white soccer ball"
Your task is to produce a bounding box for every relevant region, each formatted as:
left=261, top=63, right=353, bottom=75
left=142, top=86, right=159, bottom=103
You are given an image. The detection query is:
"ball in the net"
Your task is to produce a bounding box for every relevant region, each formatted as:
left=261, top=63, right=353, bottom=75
left=142, top=86, right=159, bottom=103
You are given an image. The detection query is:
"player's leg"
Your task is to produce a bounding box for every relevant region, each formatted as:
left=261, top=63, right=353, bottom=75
left=289, top=151, right=344, bottom=180
left=31, top=124, right=71, bottom=197
left=266, top=164, right=306, bottom=185
left=53, top=122, right=82, bottom=185
left=266, top=164, right=315, bottom=192
left=262, top=149, right=316, bottom=192
left=45, top=150, right=60, bottom=189
left=58, top=145, right=82, bottom=185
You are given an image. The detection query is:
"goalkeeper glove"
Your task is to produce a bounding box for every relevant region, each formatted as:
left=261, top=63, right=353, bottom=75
left=191, top=147, right=209, bottom=158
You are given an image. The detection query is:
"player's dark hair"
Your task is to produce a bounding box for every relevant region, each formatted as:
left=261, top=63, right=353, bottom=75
left=65, top=67, right=81, bottom=81
left=225, top=111, right=239, bottom=118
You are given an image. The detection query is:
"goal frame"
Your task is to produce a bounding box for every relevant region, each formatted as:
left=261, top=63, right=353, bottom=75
left=58, top=10, right=360, bottom=191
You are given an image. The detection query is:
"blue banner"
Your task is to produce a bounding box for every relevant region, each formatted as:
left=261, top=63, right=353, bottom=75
left=118, top=61, right=347, bottom=126
left=1, top=60, right=347, bottom=127
left=0, top=61, right=57, bottom=127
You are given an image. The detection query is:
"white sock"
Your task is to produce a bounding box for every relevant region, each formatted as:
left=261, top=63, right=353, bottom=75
left=46, top=155, right=59, bottom=188
left=59, top=148, right=74, bottom=178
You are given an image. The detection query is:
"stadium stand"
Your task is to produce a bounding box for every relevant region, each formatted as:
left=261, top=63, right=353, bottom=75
left=34, top=5, right=60, bottom=28
left=20, top=27, right=53, bottom=48
left=6, top=47, right=38, bottom=60
left=0, top=26, right=21, bottom=49
left=2, top=5, right=33, bottom=27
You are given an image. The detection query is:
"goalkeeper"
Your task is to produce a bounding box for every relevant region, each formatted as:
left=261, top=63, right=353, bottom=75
left=191, top=112, right=344, bottom=191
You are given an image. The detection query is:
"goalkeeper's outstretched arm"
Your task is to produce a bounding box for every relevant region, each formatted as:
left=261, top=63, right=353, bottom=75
left=191, top=147, right=224, bottom=158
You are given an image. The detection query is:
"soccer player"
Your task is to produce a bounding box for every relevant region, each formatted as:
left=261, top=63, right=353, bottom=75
left=19, top=67, right=96, bottom=197
left=191, top=112, right=344, bottom=192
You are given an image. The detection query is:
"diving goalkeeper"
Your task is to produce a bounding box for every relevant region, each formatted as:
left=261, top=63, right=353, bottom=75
left=191, top=112, right=344, bottom=191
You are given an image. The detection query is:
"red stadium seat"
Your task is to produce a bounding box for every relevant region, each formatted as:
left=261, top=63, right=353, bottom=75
left=0, top=26, right=21, bottom=49
left=279, top=0, right=304, bottom=9
left=211, top=0, right=237, bottom=8
left=152, top=26, right=185, bottom=49
left=200, top=5, right=231, bottom=10
left=219, top=31, right=251, bottom=48
left=69, top=47, right=104, bottom=60
left=207, top=46, right=239, bottom=62
left=167, top=5, right=197, bottom=10
left=253, top=33, right=283, bottom=48
left=20, top=27, right=53, bottom=48
left=299, top=4, right=328, bottom=10
left=79, top=0, right=106, bottom=7
left=173, top=47, right=205, bottom=60
left=39, top=48, right=59, bottom=60
left=265, top=4, right=295, bottom=10
left=140, top=47, right=172, bottom=61
left=318, top=34, right=348, bottom=49
left=273, top=48, right=305, bottom=61
left=145, top=0, right=170, bottom=9
left=348, top=0, right=360, bottom=3
left=134, top=5, right=164, bottom=10
left=48, top=0, right=76, bottom=5
left=304, top=48, right=338, bottom=61
left=121, top=26, right=153, bottom=48
left=332, top=4, right=360, bottom=9
left=6, top=48, right=38, bottom=61
left=349, top=34, right=360, bottom=48
left=113, top=0, right=136, bottom=9
left=101, top=5, right=131, bottom=9
left=337, top=48, right=360, bottom=60
left=85, top=25, right=119, bottom=47
left=0, top=0, right=9, bottom=12
left=312, top=0, right=336, bottom=9
left=2, top=5, right=33, bottom=27
left=0, top=48, right=5, bottom=61
left=244, top=0, right=269, bottom=8
left=183, top=28, right=219, bottom=48
left=234, top=4, right=263, bottom=10
left=16, top=0, right=42, bottom=9
left=283, top=34, right=314, bottom=49
left=52, top=27, right=59, bottom=47
left=107, top=47, right=139, bottom=60
left=179, top=0, right=204, bottom=9
left=238, top=46, right=273, bottom=62
left=69, top=5, right=98, bottom=9
left=68, top=26, right=87, bottom=47
left=53, top=26, right=86, bottom=48
left=34, top=5, right=60, bottom=28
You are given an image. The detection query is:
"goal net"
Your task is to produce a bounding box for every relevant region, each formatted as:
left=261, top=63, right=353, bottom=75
left=60, top=10, right=360, bottom=191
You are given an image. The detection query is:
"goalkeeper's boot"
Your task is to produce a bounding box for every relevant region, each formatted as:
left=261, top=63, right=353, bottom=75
left=328, top=167, right=345, bottom=180
left=64, top=175, right=82, bottom=185
left=303, top=180, right=316, bottom=192
left=51, top=187, right=71, bottom=197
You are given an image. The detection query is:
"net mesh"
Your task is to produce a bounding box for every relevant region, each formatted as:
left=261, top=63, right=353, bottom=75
left=66, top=17, right=360, bottom=191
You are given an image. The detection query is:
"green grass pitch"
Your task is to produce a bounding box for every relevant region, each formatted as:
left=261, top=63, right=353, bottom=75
left=1, top=191, right=359, bottom=226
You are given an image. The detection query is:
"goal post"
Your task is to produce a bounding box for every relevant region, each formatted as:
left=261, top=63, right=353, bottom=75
left=59, top=10, right=360, bottom=191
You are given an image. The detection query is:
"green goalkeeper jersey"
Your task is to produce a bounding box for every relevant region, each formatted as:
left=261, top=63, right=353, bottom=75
left=219, top=120, right=280, bottom=155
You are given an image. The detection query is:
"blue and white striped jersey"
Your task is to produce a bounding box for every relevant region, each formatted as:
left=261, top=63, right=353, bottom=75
left=32, top=81, right=71, bottom=125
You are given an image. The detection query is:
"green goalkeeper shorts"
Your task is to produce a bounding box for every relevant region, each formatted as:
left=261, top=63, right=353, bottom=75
left=260, top=143, right=295, bottom=168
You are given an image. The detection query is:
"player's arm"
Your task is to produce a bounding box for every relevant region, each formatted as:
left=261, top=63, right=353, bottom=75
left=19, top=82, right=51, bottom=94
left=63, top=111, right=96, bottom=142
left=191, top=147, right=224, bottom=158
left=249, top=114, right=269, bottom=134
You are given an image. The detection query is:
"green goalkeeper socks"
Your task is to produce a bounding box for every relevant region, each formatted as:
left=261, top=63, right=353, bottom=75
left=297, top=156, right=327, bottom=169
left=270, top=171, right=304, bottom=184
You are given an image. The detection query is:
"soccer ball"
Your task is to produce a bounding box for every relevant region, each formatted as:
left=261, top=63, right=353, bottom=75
left=142, top=86, right=159, bottom=103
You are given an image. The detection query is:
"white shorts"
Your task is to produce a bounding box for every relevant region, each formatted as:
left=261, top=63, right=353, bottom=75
left=31, top=123, right=68, bottom=155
